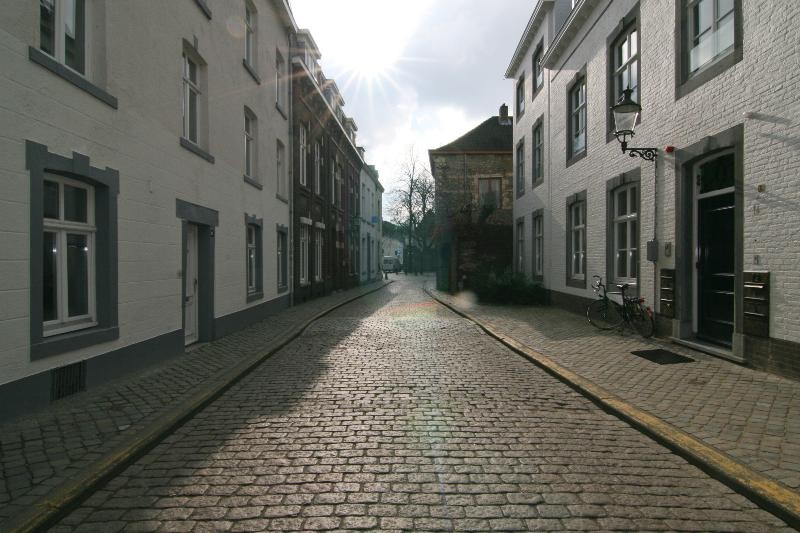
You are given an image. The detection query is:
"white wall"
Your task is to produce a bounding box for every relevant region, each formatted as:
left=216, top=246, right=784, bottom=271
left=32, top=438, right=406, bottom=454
left=0, top=0, right=293, bottom=385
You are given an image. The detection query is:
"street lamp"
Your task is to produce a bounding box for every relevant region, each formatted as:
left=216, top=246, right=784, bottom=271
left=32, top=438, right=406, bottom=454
left=611, top=88, right=657, bottom=162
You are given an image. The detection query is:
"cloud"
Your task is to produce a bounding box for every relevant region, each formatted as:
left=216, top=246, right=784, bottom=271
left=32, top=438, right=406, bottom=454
left=288, top=0, right=532, bottom=207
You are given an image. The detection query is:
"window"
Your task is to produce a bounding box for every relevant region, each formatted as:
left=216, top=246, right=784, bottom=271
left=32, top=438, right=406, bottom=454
left=27, top=141, right=119, bottom=359
left=299, top=124, right=308, bottom=186
left=245, top=218, right=263, bottom=300
left=568, top=76, right=586, bottom=160
left=532, top=120, right=543, bottom=185
left=275, top=50, right=285, bottom=110
left=314, top=141, right=322, bottom=194
left=612, top=24, right=639, bottom=106
left=314, top=227, right=324, bottom=281
left=532, top=213, right=544, bottom=278
left=569, top=200, right=586, bottom=281
left=277, top=228, right=287, bottom=290
left=244, top=2, right=255, bottom=67
left=244, top=109, right=256, bottom=180
left=516, top=220, right=525, bottom=273
left=299, top=222, right=310, bottom=285
left=532, top=43, right=544, bottom=94
left=677, top=0, right=740, bottom=98
left=276, top=139, right=286, bottom=198
left=330, top=156, right=336, bottom=204
left=515, top=140, right=525, bottom=196
left=479, top=178, right=501, bottom=209
left=40, top=0, right=85, bottom=74
left=612, top=184, right=638, bottom=283
left=182, top=53, right=201, bottom=144
left=516, top=73, right=525, bottom=117
left=687, top=0, right=734, bottom=75
left=43, top=175, right=95, bottom=334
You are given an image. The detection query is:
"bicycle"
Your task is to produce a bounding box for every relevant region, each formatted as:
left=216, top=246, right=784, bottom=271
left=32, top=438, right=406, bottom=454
left=586, top=275, right=655, bottom=338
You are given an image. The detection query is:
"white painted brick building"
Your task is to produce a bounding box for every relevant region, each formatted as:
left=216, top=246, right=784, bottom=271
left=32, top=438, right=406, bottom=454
left=358, top=159, right=383, bottom=283
left=0, top=0, right=300, bottom=419
left=507, top=0, right=800, bottom=378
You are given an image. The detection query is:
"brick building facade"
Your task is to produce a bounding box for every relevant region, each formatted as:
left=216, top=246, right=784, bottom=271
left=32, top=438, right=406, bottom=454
left=430, top=111, right=514, bottom=292
left=507, top=0, right=800, bottom=378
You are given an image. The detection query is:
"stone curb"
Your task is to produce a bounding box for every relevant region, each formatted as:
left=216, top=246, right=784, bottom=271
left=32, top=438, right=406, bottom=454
left=426, top=288, right=800, bottom=530
left=5, top=281, right=393, bottom=533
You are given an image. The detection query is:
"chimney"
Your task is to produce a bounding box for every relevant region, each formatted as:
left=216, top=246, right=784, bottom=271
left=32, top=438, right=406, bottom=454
left=499, top=103, right=510, bottom=125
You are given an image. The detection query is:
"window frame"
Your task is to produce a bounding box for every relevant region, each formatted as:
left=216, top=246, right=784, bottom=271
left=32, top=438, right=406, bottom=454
left=244, top=107, right=257, bottom=183
left=276, top=139, right=287, bottom=201
left=299, top=221, right=310, bottom=286
left=42, top=174, right=97, bottom=336
left=611, top=183, right=639, bottom=286
left=606, top=7, right=641, bottom=141
left=532, top=209, right=544, bottom=281
left=276, top=225, right=288, bottom=292
left=565, top=191, right=587, bottom=288
left=532, top=41, right=544, bottom=99
left=605, top=169, right=641, bottom=294
left=516, top=72, right=525, bottom=118
left=515, top=138, right=525, bottom=197
left=531, top=116, right=544, bottom=187
left=26, top=140, right=120, bottom=360
left=182, top=54, right=201, bottom=145
left=245, top=215, right=263, bottom=301
left=516, top=218, right=525, bottom=274
left=566, top=71, right=587, bottom=165
left=39, top=0, right=86, bottom=76
left=675, top=0, right=742, bottom=100
left=275, top=50, right=286, bottom=111
left=314, top=225, right=324, bottom=282
left=478, top=177, right=502, bottom=210
left=244, top=1, right=256, bottom=67
left=299, top=123, right=308, bottom=187
left=313, top=140, right=322, bottom=195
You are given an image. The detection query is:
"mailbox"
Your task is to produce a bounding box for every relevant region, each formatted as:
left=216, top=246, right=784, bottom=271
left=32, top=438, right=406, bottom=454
left=659, top=268, right=675, bottom=318
left=743, top=271, right=769, bottom=337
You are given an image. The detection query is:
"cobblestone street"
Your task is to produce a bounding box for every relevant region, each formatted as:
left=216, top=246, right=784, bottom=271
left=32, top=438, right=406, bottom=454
left=49, top=277, right=789, bottom=531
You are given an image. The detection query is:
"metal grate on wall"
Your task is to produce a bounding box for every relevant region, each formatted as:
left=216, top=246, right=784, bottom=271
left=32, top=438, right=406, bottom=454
left=50, top=361, right=87, bottom=401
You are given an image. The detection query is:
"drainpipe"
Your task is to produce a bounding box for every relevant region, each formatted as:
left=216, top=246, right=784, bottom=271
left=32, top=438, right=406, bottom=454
left=653, top=156, right=658, bottom=312
left=288, top=29, right=295, bottom=307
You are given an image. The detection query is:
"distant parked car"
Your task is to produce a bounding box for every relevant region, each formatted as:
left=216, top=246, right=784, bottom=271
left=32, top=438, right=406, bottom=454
left=382, top=256, right=402, bottom=273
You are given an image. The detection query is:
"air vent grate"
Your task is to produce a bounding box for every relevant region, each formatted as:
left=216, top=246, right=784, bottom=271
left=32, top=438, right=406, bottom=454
left=631, top=349, right=694, bottom=365
left=51, top=361, right=87, bottom=401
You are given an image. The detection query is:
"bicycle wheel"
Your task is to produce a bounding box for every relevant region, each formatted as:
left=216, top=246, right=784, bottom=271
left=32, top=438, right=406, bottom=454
left=631, top=303, right=655, bottom=338
left=586, top=299, right=623, bottom=330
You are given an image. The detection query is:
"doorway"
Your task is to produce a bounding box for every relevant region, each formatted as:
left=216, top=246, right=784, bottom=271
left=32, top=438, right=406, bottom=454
left=184, top=223, right=199, bottom=345
left=693, top=151, right=735, bottom=347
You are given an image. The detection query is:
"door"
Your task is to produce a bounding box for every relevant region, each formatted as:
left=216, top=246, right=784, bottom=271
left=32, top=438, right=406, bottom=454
left=694, top=152, right=735, bottom=347
left=184, top=223, right=199, bottom=345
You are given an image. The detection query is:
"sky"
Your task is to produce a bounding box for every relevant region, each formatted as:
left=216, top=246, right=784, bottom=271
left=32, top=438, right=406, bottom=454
left=288, top=0, right=533, bottom=211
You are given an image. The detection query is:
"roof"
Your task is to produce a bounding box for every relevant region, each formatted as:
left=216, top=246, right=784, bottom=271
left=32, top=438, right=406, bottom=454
left=429, top=116, right=513, bottom=154
left=504, top=0, right=553, bottom=78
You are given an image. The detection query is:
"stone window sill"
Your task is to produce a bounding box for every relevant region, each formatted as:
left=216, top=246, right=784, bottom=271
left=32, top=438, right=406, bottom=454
left=29, top=47, right=118, bottom=109
left=180, top=137, right=215, bottom=163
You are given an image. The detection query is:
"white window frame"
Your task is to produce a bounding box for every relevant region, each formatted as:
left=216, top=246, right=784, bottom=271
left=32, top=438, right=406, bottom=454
left=314, top=227, right=323, bottom=282
left=516, top=73, right=525, bottom=117
left=570, top=201, right=586, bottom=280
left=613, top=183, right=639, bottom=284
left=39, top=0, right=87, bottom=75
left=246, top=224, right=258, bottom=294
left=313, top=141, right=322, bottom=194
left=687, top=0, right=735, bottom=75
left=299, top=222, right=310, bottom=285
left=516, top=220, right=525, bottom=273
left=515, top=140, right=525, bottom=194
left=299, top=124, right=308, bottom=187
left=532, top=122, right=543, bottom=183
left=42, top=173, right=97, bottom=336
left=533, top=214, right=543, bottom=277
left=182, top=53, right=201, bottom=144
left=244, top=109, right=256, bottom=180
left=275, top=50, right=285, bottom=109
left=276, top=139, right=286, bottom=198
left=244, top=1, right=256, bottom=66
left=569, top=78, right=586, bottom=157
left=277, top=230, right=287, bottom=289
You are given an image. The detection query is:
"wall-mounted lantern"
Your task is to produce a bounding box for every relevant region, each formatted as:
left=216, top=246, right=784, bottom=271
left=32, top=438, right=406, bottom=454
left=611, top=88, right=657, bottom=162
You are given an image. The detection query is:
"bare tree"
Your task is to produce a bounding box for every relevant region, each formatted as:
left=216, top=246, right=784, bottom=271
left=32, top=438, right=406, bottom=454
left=388, top=148, right=435, bottom=274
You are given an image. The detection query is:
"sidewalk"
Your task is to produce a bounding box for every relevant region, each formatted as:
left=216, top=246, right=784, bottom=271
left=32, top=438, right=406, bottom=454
left=429, top=287, right=800, bottom=493
left=0, top=281, right=390, bottom=527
